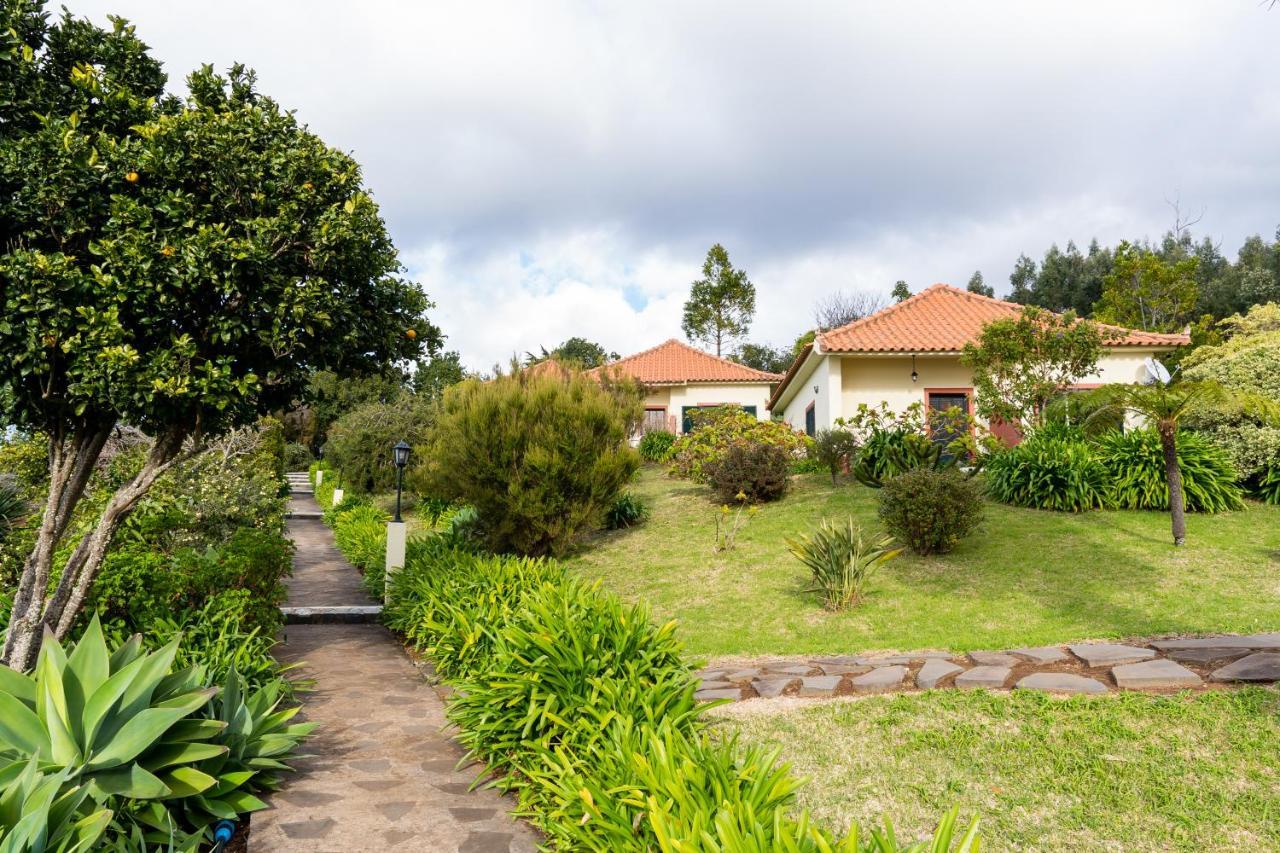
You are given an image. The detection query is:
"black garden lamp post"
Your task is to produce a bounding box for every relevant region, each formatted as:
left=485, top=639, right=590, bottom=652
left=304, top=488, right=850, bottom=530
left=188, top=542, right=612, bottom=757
left=392, top=440, right=411, bottom=522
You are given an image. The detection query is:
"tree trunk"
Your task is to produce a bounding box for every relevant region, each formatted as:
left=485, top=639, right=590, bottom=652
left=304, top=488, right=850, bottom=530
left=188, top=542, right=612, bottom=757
left=1158, top=421, right=1186, bottom=546
left=2, top=426, right=188, bottom=671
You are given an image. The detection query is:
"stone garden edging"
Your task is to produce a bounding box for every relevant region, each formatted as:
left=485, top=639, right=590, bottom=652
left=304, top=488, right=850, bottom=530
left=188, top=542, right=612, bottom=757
left=694, top=634, right=1280, bottom=703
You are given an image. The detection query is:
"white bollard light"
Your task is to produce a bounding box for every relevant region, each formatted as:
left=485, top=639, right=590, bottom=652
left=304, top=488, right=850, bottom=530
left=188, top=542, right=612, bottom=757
left=315, top=469, right=324, bottom=487
left=331, top=487, right=344, bottom=507
left=385, top=520, right=407, bottom=602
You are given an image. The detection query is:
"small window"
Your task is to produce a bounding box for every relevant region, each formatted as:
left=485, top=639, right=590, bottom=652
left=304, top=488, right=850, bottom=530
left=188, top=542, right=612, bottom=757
left=804, top=404, right=816, bottom=438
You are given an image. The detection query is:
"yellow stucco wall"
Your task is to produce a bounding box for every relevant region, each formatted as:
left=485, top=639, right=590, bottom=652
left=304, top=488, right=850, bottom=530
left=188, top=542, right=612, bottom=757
left=640, top=383, right=774, bottom=435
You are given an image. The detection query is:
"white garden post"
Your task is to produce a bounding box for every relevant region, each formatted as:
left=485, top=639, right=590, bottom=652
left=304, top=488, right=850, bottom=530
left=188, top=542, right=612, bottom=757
left=385, top=440, right=413, bottom=602
left=315, top=469, right=324, bottom=487
left=331, top=487, right=344, bottom=506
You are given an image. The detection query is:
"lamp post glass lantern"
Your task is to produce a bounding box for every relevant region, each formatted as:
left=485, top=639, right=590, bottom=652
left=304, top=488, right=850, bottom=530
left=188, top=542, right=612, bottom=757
left=392, top=440, right=411, bottom=522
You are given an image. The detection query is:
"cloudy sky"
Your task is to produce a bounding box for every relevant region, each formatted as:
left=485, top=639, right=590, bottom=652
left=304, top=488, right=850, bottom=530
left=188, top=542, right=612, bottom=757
left=69, top=1, right=1280, bottom=369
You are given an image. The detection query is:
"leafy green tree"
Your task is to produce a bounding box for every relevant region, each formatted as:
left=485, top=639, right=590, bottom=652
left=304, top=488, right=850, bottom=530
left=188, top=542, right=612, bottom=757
left=961, top=307, right=1107, bottom=428
left=1007, top=254, right=1038, bottom=304
left=890, top=280, right=911, bottom=303
left=791, top=329, right=817, bottom=358
left=325, top=395, right=434, bottom=494
left=526, top=336, right=618, bottom=369
left=410, top=350, right=467, bottom=400
left=682, top=244, right=756, bottom=356
left=966, top=271, right=994, bottom=297
left=1094, top=241, right=1199, bottom=332
left=304, top=370, right=405, bottom=450
left=1085, top=381, right=1279, bottom=546
left=0, top=7, right=434, bottom=669
left=731, top=342, right=791, bottom=374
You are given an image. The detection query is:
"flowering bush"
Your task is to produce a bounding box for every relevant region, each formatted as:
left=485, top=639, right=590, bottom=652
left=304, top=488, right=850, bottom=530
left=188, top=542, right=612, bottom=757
left=666, top=406, right=808, bottom=482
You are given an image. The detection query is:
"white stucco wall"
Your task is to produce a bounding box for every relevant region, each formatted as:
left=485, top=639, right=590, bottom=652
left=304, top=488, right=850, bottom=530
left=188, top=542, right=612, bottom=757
left=777, top=348, right=1173, bottom=433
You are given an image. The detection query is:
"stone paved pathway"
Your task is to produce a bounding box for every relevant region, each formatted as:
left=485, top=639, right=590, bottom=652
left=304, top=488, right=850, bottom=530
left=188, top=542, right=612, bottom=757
left=254, top=481, right=538, bottom=852
left=696, top=634, right=1280, bottom=703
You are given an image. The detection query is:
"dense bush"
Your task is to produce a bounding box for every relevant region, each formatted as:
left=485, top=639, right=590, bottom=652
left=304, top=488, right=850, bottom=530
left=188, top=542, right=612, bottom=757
left=412, top=371, right=640, bottom=556
left=843, top=403, right=983, bottom=488
left=985, top=429, right=1111, bottom=512
left=330, top=502, right=392, bottom=597
left=809, top=428, right=858, bottom=484
left=666, top=406, right=808, bottom=482
left=878, top=468, right=985, bottom=555
left=284, top=442, right=314, bottom=470
left=378, top=533, right=978, bottom=850
left=788, top=519, right=901, bottom=609
left=1096, top=429, right=1245, bottom=513
left=637, top=430, right=676, bottom=462
left=703, top=441, right=792, bottom=503
left=1258, top=460, right=1280, bottom=504
left=325, top=394, right=434, bottom=494
left=605, top=490, right=650, bottom=529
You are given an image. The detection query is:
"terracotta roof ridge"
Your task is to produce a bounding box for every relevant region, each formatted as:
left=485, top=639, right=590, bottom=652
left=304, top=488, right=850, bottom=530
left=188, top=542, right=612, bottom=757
left=596, top=338, right=783, bottom=381
left=817, top=284, right=947, bottom=348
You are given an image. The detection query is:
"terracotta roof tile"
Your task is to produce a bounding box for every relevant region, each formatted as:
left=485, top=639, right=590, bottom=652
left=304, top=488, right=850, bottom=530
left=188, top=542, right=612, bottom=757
left=819, top=284, right=1191, bottom=353
left=590, top=339, right=783, bottom=385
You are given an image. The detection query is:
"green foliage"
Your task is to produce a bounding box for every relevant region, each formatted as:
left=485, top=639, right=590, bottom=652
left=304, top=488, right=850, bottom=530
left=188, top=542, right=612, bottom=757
left=324, top=395, right=433, bottom=494
left=329, top=503, right=390, bottom=598
left=604, top=491, right=649, bottom=530
left=984, top=429, right=1111, bottom=512
left=283, top=443, right=313, bottom=471
left=681, top=244, right=756, bottom=356
left=961, top=305, right=1106, bottom=427
left=788, top=520, right=901, bottom=610
left=303, top=371, right=407, bottom=451
left=637, top=430, right=676, bottom=463
left=1096, top=429, right=1245, bottom=513
left=891, top=280, right=911, bottom=302
left=810, top=428, right=858, bottom=484
left=0, top=480, right=26, bottom=544
left=843, top=404, right=982, bottom=488
left=0, top=760, right=112, bottom=853
left=730, top=342, right=792, bottom=374
left=703, top=442, right=791, bottom=504
left=666, top=406, right=807, bottom=482
left=1257, top=460, right=1280, bottom=505
left=385, top=539, right=976, bottom=850
left=525, top=337, right=618, bottom=370
left=966, top=271, right=994, bottom=297
left=878, top=468, right=984, bottom=556
left=1096, top=241, right=1199, bottom=332
left=413, top=371, right=640, bottom=556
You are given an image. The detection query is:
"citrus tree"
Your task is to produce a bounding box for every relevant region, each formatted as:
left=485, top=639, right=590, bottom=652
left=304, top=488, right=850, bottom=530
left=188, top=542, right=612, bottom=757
left=0, top=4, right=437, bottom=668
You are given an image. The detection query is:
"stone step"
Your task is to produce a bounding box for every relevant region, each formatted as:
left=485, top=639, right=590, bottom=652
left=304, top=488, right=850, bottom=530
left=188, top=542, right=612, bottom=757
left=281, top=605, right=383, bottom=625
left=287, top=510, right=323, bottom=520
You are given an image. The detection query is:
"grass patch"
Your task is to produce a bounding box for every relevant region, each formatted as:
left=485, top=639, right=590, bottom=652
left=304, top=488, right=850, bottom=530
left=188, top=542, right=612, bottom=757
left=712, top=688, right=1280, bottom=851
left=566, top=467, right=1280, bottom=657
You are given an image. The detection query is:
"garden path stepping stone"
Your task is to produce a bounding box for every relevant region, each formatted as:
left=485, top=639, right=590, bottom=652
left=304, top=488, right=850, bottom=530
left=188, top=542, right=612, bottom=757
left=1209, top=653, right=1280, bottom=683
left=1165, top=647, right=1250, bottom=664
left=955, top=665, right=1011, bottom=689
left=850, top=665, right=906, bottom=693
left=753, top=677, right=799, bottom=699
left=797, top=675, right=842, bottom=697
left=695, top=687, right=742, bottom=701
left=916, top=659, right=963, bottom=689
left=1009, top=646, right=1067, bottom=664
left=1068, top=643, right=1155, bottom=667
left=697, top=680, right=736, bottom=690
left=1015, top=672, right=1108, bottom=694
left=1111, top=659, right=1202, bottom=689
left=1152, top=633, right=1280, bottom=651
left=818, top=664, right=872, bottom=676
left=968, top=651, right=1020, bottom=666
left=725, top=669, right=761, bottom=682
left=813, top=655, right=863, bottom=666
left=763, top=664, right=817, bottom=677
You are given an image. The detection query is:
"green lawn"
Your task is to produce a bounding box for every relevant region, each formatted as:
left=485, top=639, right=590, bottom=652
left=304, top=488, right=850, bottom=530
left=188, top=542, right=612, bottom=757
left=712, top=688, right=1280, bottom=851
left=567, top=466, right=1280, bottom=658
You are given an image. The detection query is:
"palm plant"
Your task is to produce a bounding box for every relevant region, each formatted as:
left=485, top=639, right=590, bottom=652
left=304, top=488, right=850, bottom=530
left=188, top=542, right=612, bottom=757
left=1085, top=381, right=1280, bottom=545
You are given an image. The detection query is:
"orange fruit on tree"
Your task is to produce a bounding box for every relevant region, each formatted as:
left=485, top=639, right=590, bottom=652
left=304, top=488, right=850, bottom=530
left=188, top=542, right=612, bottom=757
left=125, top=171, right=139, bottom=183
left=405, top=329, right=417, bottom=340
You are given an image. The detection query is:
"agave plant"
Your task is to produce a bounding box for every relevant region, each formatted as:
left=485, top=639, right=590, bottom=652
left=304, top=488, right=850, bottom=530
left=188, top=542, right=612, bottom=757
left=0, top=616, right=223, bottom=802
left=0, top=760, right=112, bottom=853
left=788, top=519, right=902, bottom=610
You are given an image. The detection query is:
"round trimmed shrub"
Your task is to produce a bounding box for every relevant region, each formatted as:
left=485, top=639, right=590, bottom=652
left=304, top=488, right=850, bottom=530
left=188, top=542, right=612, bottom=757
left=1095, top=428, right=1244, bottom=513
left=703, top=441, right=791, bottom=504
left=878, top=467, right=984, bottom=555
left=985, top=429, right=1110, bottom=512
left=637, top=430, right=676, bottom=462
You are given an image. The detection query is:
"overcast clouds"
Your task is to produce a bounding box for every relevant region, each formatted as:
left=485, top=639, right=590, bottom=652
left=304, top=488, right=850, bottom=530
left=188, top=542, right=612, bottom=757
left=67, top=1, right=1280, bottom=368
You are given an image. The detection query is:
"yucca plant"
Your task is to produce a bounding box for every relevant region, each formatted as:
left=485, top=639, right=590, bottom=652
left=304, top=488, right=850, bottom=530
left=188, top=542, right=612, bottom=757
left=1095, top=429, right=1245, bottom=514
left=604, top=491, right=649, bottom=529
left=0, top=760, right=112, bottom=853
left=788, top=520, right=902, bottom=610
left=0, top=480, right=27, bottom=544
left=0, top=617, right=222, bottom=803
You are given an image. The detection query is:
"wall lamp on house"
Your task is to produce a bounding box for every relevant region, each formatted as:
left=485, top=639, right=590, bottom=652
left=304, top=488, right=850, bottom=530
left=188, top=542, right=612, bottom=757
left=813, top=385, right=820, bottom=394
left=910, top=354, right=919, bottom=383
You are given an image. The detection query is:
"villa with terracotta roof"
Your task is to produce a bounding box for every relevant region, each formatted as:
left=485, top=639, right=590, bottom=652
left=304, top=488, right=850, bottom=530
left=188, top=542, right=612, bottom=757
left=769, top=284, right=1189, bottom=442
left=591, top=339, right=782, bottom=435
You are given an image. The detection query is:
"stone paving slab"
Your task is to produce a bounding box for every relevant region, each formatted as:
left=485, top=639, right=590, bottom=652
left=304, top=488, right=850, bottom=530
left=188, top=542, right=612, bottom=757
left=1111, top=659, right=1202, bottom=689
left=955, top=665, right=1010, bottom=690
left=1015, top=672, right=1108, bottom=695
left=916, top=659, right=963, bottom=689
left=850, top=665, right=906, bottom=693
left=1209, top=653, right=1280, bottom=682
left=1068, top=643, right=1155, bottom=667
